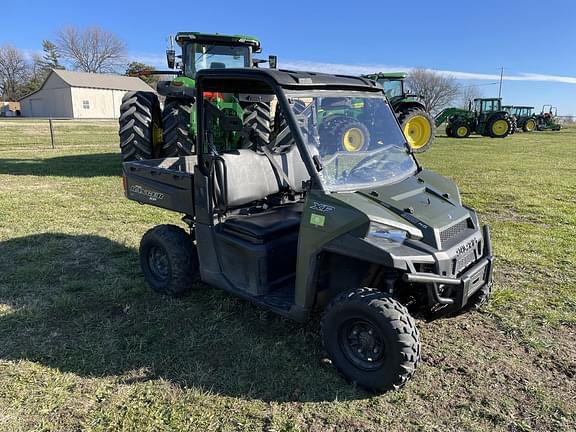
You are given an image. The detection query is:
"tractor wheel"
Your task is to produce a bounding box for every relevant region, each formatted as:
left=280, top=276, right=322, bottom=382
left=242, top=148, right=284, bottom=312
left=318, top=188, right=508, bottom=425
left=319, top=117, right=371, bottom=152
left=445, top=125, right=454, bottom=137
left=453, top=123, right=471, bottom=138
left=488, top=115, right=512, bottom=138
left=270, top=100, right=306, bottom=149
left=119, top=91, right=163, bottom=161
left=242, top=102, right=272, bottom=147
left=162, top=98, right=195, bottom=156
left=522, top=118, right=536, bottom=132
left=139, top=224, right=200, bottom=297
left=398, top=108, right=436, bottom=153
left=321, top=287, right=420, bottom=393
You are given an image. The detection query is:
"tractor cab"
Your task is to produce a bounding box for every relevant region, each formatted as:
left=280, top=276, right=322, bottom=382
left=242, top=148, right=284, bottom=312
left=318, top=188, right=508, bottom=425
left=173, top=32, right=261, bottom=76
left=515, top=106, right=534, bottom=117
left=474, top=98, right=502, bottom=113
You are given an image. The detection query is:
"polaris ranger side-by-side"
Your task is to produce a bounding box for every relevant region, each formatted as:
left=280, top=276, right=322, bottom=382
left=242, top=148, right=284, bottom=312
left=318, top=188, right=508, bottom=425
left=122, top=68, right=494, bottom=392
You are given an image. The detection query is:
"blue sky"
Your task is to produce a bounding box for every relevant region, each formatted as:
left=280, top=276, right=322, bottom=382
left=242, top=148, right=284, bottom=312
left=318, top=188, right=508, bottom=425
left=3, top=0, right=575, bottom=114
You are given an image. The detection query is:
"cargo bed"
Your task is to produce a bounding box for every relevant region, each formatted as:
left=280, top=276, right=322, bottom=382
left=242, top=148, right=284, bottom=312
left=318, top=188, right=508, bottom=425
left=123, top=156, right=197, bottom=215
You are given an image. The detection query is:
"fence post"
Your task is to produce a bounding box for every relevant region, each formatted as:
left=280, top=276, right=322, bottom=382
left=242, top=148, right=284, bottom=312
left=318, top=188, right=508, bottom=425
left=48, top=118, right=55, bottom=149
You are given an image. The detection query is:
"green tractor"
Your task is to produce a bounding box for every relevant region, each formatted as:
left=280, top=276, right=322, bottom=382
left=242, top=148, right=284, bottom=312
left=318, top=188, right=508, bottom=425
left=507, top=106, right=537, bottom=132
left=435, top=98, right=514, bottom=139
left=535, top=105, right=562, bottom=131
left=119, top=32, right=274, bottom=161
left=362, top=72, right=436, bottom=153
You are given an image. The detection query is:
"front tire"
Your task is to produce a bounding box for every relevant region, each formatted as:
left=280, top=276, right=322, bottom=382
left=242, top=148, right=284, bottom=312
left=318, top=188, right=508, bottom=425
left=119, top=91, right=163, bottom=161
left=523, top=117, right=536, bottom=132
left=139, top=225, right=200, bottom=297
left=398, top=108, right=436, bottom=153
left=452, top=123, right=471, bottom=138
left=321, top=288, right=420, bottom=393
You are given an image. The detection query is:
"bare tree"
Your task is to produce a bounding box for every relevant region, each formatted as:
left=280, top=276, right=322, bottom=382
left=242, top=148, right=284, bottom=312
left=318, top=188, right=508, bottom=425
left=0, top=45, right=29, bottom=100
left=405, top=68, right=460, bottom=115
left=56, top=26, right=126, bottom=73
left=459, top=84, right=483, bottom=109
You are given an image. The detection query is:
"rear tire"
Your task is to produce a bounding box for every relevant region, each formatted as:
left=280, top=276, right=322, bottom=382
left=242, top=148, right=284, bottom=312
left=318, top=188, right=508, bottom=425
left=488, top=114, right=512, bottom=138
left=242, top=102, right=272, bottom=147
left=522, top=117, right=536, bottom=132
left=162, top=98, right=195, bottom=156
left=321, top=287, right=420, bottom=393
left=139, top=225, right=200, bottom=297
left=319, top=117, right=371, bottom=152
left=398, top=108, right=436, bottom=153
left=119, top=91, right=163, bottom=161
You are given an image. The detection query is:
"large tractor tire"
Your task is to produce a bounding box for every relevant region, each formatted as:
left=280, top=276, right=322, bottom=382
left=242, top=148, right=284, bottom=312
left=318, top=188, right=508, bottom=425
left=398, top=108, right=436, bottom=153
left=452, top=123, right=472, bottom=138
left=119, top=91, right=163, bottom=161
left=319, top=117, right=371, bottom=153
left=488, top=114, right=513, bottom=138
left=162, top=98, right=195, bottom=156
left=242, top=102, right=272, bottom=147
left=270, top=100, right=306, bottom=150
left=321, top=287, right=420, bottom=393
left=445, top=125, right=454, bottom=137
left=522, top=117, right=537, bottom=132
left=139, top=224, right=200, bottom=297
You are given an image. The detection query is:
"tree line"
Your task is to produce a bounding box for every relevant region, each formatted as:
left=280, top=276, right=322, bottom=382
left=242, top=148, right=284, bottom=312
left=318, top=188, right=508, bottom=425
left=0, top=26, right=157, bottom=101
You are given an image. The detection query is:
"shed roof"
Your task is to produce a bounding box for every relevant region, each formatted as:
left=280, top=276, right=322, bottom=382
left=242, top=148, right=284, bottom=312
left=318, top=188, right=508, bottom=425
left=20, top=69, right=154, bottom=100
left=52, top=69, right=154, bottom=91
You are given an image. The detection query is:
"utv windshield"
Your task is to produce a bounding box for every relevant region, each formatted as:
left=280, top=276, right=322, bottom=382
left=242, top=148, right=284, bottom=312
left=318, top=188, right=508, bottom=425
left=284, top=92, right=417, bottom=191
left=185, top=43, right=250, bottom=75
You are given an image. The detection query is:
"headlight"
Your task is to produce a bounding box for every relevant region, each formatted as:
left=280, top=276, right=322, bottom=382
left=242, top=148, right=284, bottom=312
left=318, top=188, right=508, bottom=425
left=367, top=222, right=409, bottom=243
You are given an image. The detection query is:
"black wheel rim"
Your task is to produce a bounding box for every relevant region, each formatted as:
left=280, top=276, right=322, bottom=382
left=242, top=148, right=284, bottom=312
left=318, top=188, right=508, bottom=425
left=147, top=245, right=169, bottom=281
left=339, top=318, right=386, bottom=371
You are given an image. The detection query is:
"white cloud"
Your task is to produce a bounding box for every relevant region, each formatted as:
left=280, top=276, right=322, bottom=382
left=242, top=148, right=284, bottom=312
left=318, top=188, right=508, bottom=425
left=280, top=60, right=576, bottom=84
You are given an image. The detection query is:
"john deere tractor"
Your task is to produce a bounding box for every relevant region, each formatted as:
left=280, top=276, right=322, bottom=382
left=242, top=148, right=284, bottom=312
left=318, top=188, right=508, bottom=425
left=435, top=98, right=514, bottom=138
left=362, top=72, right=436, bottom=153
left=119, top=32, right=274, bottom=161
left=535, top=105, right=562, bottom=131
left=510, top=106, right=537, bottom=132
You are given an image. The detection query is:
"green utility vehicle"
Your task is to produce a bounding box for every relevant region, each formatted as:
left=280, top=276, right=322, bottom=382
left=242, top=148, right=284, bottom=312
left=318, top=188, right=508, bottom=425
left=122, top=68, right=493, bottom=393
left=536, top=105, right=562, bottom=131
left=119, top=32, right=274, bottom=161
left=435, top=98, right=514, bottom=138
left=362, top=72, right=436, bottom=153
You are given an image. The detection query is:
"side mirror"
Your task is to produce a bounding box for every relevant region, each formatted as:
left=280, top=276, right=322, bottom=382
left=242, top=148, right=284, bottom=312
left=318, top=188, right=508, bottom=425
left=268, top=55, right=278, bottom=69
left=166, top=49, right=176, bottom=69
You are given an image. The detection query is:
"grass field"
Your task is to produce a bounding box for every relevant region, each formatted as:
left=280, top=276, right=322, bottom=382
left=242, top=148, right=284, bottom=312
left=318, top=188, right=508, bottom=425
left=0, top=122, right=575, bottom=431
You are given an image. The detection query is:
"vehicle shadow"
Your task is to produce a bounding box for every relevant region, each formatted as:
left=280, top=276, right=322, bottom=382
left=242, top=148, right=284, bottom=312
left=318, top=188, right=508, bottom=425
left=0, top=233, right=367, bottom=402
left=0, top=153, right=121, bottom=177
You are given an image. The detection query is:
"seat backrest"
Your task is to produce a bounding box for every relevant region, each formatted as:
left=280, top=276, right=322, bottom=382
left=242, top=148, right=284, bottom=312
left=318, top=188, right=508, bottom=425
left=216, top=150, right=280, bottom=208
left=215, top=147, right=311, bottom=209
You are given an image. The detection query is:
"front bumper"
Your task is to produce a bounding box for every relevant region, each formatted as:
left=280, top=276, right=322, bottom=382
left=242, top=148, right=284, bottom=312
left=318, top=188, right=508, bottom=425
left=402, top=225, right=494, bottom=314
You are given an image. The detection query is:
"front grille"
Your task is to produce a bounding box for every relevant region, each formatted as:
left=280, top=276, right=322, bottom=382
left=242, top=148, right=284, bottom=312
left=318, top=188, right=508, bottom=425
left=440, top=219, right=468, bottom=247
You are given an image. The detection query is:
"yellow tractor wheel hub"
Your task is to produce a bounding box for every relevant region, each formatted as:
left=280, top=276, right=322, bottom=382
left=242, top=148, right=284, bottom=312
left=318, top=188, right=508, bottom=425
left=526, top=119, right=536, bottom=131
left=456, top=126, right=468, bottom=137
left=403, top=115, right=431, bottom=149
left=492, top=119, right=509, bottom=136
left=342, top=128, right=365, bottom=152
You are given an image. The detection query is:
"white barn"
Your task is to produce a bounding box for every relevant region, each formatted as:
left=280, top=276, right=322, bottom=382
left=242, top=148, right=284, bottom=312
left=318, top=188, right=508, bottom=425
left=19, top=69, right=154, bottom=119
